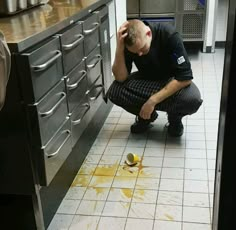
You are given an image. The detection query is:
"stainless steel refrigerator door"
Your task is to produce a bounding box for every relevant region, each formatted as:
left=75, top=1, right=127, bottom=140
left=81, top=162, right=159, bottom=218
left=140, top=0, right=176, bottom=14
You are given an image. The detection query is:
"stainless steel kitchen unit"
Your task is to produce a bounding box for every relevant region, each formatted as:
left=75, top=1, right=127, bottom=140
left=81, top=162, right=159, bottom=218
left=127, top=0, right=176, bottom=18
left=127, top=0, right=207, bottom=41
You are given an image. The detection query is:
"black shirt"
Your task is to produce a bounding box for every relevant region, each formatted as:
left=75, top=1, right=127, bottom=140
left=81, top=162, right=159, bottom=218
left=124, top=21, right=193, bottom=81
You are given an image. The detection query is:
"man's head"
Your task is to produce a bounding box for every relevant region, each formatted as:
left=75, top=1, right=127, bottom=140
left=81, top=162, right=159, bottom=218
left=124, top=20, right=152, bottom=56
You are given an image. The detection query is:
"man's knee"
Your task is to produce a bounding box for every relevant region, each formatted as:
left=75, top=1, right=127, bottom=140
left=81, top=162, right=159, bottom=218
left=107, top=80, right=123, bottom=105
left=178, top=83, right=203, bottom=115
left=188, top=97, right=203, bottom=115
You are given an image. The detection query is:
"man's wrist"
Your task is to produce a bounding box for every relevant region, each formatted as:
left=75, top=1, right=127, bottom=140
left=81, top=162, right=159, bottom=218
left=148, top=97, right=157, bottom=107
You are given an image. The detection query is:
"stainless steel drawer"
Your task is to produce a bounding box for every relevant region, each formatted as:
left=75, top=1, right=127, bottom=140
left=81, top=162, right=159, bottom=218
left=57, top=23, right=85, bottom=75
left=40, top=118, right=72, bottom=186
left=32, top=79, right=68, bottom=147
left=86, top=45, right=102, bottom=89
left=71, top=95, right=90, bottom=146
left=82, top=13, right=100, bottom=56
left=88, top=75, right=104, bottom=117
left=20, top=36, right=63, bottom=103
left=66, top=61, right=88, bottom=114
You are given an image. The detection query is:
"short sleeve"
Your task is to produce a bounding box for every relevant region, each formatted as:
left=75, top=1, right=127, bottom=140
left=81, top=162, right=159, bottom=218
left=168, top=33, right=193, bottom=81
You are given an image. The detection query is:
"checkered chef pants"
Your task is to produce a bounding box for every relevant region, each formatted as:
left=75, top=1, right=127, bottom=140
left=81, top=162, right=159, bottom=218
left=106, top=72, right=203, bottom=121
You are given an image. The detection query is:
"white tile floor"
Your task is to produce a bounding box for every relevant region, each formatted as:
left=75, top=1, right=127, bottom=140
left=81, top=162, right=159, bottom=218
left=48, top=48, right=224, bottom=230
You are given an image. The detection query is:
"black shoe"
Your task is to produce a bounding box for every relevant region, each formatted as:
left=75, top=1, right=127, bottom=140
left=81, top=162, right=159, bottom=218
left=167, top=121, right=184, bottom=137
left=130, top=112, right=158, bottom=134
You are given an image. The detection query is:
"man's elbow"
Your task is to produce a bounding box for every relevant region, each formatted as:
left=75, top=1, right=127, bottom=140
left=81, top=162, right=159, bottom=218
left=177, top=79, right=192, bottom=87
left=113, top=74, right=127, bottom=83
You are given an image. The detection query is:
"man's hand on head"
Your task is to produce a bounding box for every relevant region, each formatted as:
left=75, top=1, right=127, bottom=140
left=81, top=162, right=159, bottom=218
left=117, top=21, right=129, bottom=50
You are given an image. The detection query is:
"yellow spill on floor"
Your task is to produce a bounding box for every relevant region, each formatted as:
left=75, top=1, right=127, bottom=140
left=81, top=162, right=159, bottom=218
left=94, top=164, right=118, bottom=176
left=165, top=214, right=174, bottom=221
left=121, top=188, right=133, bottom=199
left=71, top=175, right=91, bottom=187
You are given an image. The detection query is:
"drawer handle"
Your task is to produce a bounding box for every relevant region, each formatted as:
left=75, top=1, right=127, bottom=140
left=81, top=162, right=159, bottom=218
left=89, top=85, right=104, bottom=102
left=84, top=22, right=100, bottom=35
left=62, top=34, right=84, bottom=50
left=31, top=50, right=62, bottom=72
left=87, top=55, right=102, bottom=69
left=71, top=103, right=90, bottom=125
left=45, top=130, right=71, bottom=158
left=67, top=70, right=87, bottom=90
left=39, top=92, right=66, bottom=118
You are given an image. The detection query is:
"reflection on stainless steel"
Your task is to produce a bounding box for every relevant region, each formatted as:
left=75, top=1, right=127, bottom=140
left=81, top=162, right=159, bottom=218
left=28, top=0, right=40, bottom=6
left=0, top=0, right=107, bottom=51
left=0, top=0, right=17, bottom=14
left=18, top=0, right=28, bottom=10
left=0, top=31, right=11, bottom=111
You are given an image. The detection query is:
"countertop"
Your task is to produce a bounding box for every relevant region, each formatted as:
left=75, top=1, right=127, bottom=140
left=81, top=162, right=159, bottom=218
left=0, top=0, right=110, bottom=52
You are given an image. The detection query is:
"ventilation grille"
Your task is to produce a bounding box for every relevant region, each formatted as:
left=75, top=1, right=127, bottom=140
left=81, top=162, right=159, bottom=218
left=177, top=0, right=206, bottom=11
left=178, top=13, right=205, bottom=40
left=183, top=0, right=205, bottom=11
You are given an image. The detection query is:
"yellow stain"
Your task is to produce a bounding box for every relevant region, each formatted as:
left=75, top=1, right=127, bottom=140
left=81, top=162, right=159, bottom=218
left=71, top=175, right=90, bottom=187
left=165, top=214, right=174, bottom=221
left=136, top=189, right=145, bottom=196
left=117, top=165, right=138, bottom=177
left=121, top=188, right=133, bottom=199
left=94, top=187, right=106, bottom=195
left=90, top=176, right=113, bottom=187
left=94, top=164, right=118, bottom=176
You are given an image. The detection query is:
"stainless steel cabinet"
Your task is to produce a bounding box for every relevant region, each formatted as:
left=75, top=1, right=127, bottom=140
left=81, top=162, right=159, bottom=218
left=16, top=5, right=111, bottom=187
left=140, top=0, right=176, bottom=14
left=40, top=118, right=72, bottom=185
left=33, top=79, right=68, bottom=147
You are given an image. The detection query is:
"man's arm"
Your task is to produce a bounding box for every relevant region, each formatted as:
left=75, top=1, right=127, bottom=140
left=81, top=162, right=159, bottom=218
left=139, top=79, right=191, bottom=120
left=112, top=21, right=129, bottom=82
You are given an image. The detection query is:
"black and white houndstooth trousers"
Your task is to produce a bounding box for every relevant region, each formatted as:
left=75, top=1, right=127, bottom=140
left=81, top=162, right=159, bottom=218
left=106, top=72, right=203, bottom=122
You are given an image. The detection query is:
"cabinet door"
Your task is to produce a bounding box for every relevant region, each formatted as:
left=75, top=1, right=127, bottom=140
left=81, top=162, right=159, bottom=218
left=71, top=95, right=90, bottom=146
left=88, top=75, right=104, bottom=118
left=40, top=118, right=72, bottom=186
left=82, top=13, right=100, bottom=56
left=28, top=79, right=68, bottom=147
left=66, top=60, right=88, bottom=114
left=127, top=0, right=139, bottom=15
left=86, top=45, right=102, bottom=89
left=140, top=0, right=176, bottom=14
left=58, top=22, right=84, bottom=75
left=18, top=37, right=63, bottom=103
